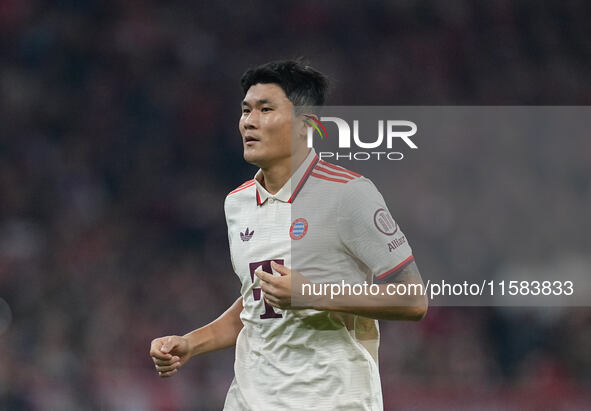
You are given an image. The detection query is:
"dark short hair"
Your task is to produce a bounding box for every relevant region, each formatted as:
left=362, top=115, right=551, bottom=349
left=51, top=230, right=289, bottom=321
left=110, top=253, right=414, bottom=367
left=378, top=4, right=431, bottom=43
left=240, top=60, right=328, bottom=107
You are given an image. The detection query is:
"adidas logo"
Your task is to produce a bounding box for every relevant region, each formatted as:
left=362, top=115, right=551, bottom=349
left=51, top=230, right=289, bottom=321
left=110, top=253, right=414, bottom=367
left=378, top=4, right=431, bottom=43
left=240, top=227, right=254, bottom=242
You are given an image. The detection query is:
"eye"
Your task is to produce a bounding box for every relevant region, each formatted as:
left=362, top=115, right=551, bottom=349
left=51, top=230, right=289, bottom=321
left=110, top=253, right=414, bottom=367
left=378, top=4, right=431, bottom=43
left=261, top=107, right=273, bottom=112
left=242, top=108, right=251, bottom=114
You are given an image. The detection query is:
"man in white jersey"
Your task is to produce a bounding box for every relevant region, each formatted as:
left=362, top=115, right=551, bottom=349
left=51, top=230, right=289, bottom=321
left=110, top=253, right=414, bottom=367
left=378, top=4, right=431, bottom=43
left=150, top=60, right=428, bottom=410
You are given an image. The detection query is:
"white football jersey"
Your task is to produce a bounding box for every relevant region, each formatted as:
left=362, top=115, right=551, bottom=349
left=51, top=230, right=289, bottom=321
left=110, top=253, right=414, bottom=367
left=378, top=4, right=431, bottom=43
left=223, top=149, right=414, bottom=411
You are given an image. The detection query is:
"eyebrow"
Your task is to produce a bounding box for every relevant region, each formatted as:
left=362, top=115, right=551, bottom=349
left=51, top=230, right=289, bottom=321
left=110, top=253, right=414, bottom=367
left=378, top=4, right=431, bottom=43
left=241, top=98, right=274, bottom=107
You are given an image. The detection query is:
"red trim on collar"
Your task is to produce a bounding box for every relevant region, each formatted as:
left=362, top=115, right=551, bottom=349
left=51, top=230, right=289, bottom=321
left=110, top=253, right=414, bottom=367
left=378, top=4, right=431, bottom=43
left=288, top=154, right=319, bottom=203
left=256, top=189, right=261, bottom=205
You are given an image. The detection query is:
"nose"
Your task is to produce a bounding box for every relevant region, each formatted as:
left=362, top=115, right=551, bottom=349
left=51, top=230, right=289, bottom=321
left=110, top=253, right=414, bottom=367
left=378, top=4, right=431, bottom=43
left=242, top=110, right=259, bottom=130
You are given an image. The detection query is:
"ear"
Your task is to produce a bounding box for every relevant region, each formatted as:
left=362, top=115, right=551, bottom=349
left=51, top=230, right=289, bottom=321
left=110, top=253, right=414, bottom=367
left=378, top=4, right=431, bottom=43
left=302, top=113, right=321, bottom=134
left=293, top=113, right=313, bottom=141
left=302, top=113, right=319, bottom=130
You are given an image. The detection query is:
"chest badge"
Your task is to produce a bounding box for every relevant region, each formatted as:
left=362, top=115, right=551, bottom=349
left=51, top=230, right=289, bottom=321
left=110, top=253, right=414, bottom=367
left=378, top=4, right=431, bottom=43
left=289, top=218, right=308, bottom=240
left=240, top=227, right=254, bottom=242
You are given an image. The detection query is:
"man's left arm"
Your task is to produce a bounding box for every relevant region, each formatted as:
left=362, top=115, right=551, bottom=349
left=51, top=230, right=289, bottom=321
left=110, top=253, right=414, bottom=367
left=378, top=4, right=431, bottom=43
left=256, top=260, right=428, bottom=321
left=318, top=261, right=428, bottom=321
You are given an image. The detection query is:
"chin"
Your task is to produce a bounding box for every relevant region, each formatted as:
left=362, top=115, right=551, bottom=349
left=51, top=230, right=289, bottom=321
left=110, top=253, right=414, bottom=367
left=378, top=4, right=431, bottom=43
left=243, top=150, right=264, bottom=166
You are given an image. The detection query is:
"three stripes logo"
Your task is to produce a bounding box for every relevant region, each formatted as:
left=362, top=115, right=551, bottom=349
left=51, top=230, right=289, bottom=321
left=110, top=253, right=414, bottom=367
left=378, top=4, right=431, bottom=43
left=240, top=227, right=254, bottom=242
left=289, top=218, right=308, bottom=240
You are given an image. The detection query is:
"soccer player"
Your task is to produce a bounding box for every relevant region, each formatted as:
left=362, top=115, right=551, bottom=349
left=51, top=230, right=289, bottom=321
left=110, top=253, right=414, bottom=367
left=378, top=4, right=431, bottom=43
left=149, top=60, right=427, bottom=410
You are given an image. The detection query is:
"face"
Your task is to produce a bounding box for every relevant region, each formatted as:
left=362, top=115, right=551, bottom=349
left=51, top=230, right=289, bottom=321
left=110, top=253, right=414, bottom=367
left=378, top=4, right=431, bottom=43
left=239, top=83, right=306, bottom=168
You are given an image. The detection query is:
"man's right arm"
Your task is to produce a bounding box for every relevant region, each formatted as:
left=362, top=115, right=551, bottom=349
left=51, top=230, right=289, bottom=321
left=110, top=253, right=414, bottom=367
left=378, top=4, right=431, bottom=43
left=150, top=297, right=243, bottom=378
left=184, top=296, right=244, bottom=356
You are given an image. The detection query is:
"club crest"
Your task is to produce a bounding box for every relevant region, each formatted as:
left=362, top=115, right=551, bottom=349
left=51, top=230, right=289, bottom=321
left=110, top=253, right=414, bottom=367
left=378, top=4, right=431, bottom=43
left=289, top=218, right=308, bottom=240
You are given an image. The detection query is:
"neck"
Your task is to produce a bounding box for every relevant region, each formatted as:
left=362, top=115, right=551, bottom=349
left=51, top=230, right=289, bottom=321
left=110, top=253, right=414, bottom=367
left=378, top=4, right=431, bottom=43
left=260, top=146, right=310, bottom=195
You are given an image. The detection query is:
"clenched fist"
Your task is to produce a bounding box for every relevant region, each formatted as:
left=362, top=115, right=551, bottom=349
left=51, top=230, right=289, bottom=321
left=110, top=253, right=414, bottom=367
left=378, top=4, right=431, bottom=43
left=150, top=335, right=191, bottom=378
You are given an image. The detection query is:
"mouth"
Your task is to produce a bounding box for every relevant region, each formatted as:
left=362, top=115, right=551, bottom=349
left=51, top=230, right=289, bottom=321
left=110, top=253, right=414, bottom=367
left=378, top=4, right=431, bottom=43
left=244, top=135, right=260, bottom=144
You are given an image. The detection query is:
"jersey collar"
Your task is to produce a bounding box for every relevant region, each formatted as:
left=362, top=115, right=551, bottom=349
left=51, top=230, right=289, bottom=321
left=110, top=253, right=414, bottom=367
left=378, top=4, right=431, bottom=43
left=254, top=149, right=319, bottom=205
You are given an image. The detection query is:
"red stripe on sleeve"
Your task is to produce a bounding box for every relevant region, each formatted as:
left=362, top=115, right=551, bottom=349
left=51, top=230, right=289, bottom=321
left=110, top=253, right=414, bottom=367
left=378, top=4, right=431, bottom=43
left=319, top=160, right=362, bottom=178
left=313, top=165, right=355, bottom=180
left=376, top=255, right=415, bottom=279
left=310, top=172, right=349, bottom=183
left=229, top=181, right=255, bottom=195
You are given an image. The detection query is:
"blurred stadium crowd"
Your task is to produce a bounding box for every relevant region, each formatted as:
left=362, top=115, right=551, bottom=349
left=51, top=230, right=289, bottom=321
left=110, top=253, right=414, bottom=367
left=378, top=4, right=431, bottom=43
left=1, top=0, right=590, bottom=409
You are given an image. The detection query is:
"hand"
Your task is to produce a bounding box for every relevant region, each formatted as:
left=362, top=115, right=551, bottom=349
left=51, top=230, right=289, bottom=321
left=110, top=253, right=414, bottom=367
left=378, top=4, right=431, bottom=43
left=255, top=261, right=311, bottom=310
left=149, top=335, right=190, bottom=378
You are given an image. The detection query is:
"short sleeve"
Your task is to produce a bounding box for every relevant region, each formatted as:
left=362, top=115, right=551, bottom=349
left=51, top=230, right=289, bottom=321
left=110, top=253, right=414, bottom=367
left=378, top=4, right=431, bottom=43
left=337, top=178, right=414, bottom=282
